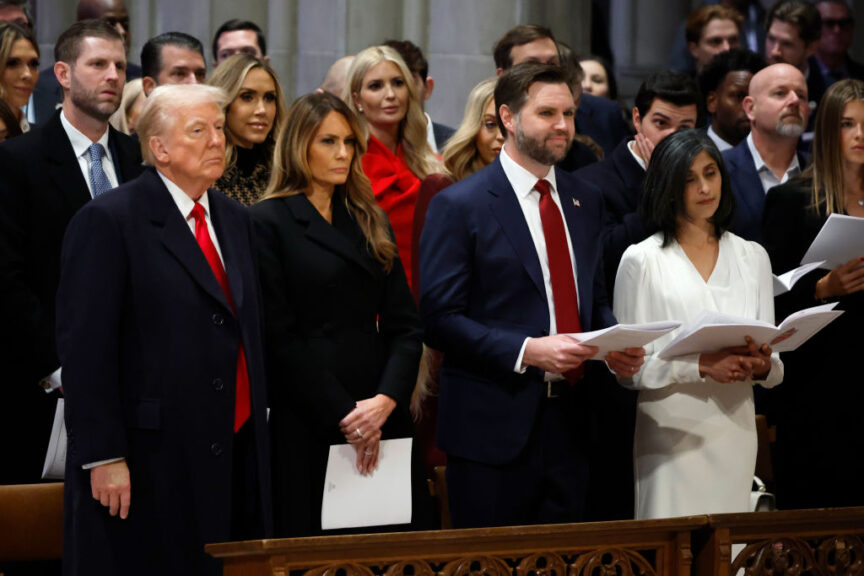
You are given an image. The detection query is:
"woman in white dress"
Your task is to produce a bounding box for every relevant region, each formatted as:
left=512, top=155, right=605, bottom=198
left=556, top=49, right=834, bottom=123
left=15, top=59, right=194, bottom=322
left=613, top=130, right=783, bottom=520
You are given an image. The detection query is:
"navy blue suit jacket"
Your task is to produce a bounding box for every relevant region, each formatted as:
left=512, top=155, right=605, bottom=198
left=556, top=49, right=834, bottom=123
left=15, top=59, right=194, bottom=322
left=723, top=140, right=808, bottom=242
left=419, top=156, right=616, bottom=466
left=57, top=168, right=271, bottom=576
left=576, top=139, right=647, bottom=297
left=577, top=93, right=632, bottom=156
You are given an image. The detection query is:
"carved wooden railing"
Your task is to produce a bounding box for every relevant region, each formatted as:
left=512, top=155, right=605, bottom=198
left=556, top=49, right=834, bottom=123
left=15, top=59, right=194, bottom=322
left=207, top=518, right=704, bottom=576
left=692, top=508, right=864, bottom=576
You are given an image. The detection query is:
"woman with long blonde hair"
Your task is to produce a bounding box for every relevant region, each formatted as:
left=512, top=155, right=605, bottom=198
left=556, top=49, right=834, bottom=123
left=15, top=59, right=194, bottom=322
left=343, top=45, right=441, bottom=290
left=251, top=92, right=424, bottom=536
left=208, top=53, right=287, bottom=205
left=762, top=78, right=864, bottom=509
left=0, top=21, right=38, bottom=132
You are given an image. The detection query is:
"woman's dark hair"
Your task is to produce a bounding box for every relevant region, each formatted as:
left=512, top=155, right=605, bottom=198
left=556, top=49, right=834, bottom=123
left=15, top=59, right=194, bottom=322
left=579, top=54, right=618, bottom=101
left=641, top=129, right=735, bottom=246
left=0, top=97, right=23, bottom=140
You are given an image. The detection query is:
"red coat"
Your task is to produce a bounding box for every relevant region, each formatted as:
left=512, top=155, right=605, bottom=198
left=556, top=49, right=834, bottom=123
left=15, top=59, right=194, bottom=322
left=361, top=136, right=421, bottom=290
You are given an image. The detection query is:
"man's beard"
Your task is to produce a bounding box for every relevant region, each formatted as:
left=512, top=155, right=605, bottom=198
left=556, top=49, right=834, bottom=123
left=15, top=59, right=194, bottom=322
left=514, top=122, right=571, bottom=166
left=69, top=80, right=119, bottom=122
left=776, top=112, right=805, bottom=137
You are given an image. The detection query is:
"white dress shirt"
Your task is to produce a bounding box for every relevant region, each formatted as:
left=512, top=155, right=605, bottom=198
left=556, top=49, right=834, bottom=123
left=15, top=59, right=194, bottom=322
left=746, top=132, right=801, bottom=194
left=424, top=112, right=438, bottom=153
left=707, top=125, right=734, bottom=152
left=60, top=110, right=119, bottom=197
left=157, top=171, right=226, bottom=266
left=499, top=145, right=580, bottom=375
left=626, top=140, right=648, bottom=171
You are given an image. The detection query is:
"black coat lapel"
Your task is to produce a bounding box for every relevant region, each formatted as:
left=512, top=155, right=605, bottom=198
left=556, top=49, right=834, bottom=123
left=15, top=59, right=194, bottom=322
left=42, top=113, right=91, bottom=212
left=285, top=194, right=379, bottom=278
left=209, top=191, right=245, bottom=311
left=142, top=169, right=233, bottom=312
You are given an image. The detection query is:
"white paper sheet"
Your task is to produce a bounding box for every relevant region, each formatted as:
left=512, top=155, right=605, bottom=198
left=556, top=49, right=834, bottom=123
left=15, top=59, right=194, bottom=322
left=801, top=213, right=864, bottom=269
left=566, top=321, right=681, bottom=357
left=41, top=398, right=66, bottom=480
left=659, top=303, right=843, bottom=359
left=321, top=437, right=412, bottom=530
left=773, top=261, right=825, bottom=296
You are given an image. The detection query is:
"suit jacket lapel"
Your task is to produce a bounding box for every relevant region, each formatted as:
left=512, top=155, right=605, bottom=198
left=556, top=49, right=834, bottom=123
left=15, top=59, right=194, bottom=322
left=731, top=144, right=765, bottom=221
left=486, top=159, right=546, bottom=299
left=42, top=113, right=91, bottom=212
left=557, top=169, right=592, bottom=328
left=107, top=127, right=142, bottom=184
left=144, top=169, right=233, bottom=312
left=286, top=194, right=378, bottom=278
left=209, top=192, right=245, bottom=311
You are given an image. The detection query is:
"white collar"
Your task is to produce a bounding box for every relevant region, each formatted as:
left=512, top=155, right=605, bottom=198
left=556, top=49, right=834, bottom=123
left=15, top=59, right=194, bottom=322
left=499, top=143, right=557, bottom=200
left=746, top=132, right=800, bottom=174
left=157, top=170, right=213, bottom=220
left=60, top=109, right=111, bottom=161
left=424, top=112, right=438, bottom=153
left=707, top=125, right=734, bottom=152
left=626, top=140, right=648, bottom=171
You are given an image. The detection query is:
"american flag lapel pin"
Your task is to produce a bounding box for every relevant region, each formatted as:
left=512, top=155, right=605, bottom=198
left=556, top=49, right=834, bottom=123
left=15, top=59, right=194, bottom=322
left=573, top=198, right=581, bottom=207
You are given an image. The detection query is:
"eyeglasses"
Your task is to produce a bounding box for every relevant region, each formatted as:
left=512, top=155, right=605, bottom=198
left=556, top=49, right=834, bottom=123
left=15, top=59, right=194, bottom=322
left=822, top=18, right=854, bottom=30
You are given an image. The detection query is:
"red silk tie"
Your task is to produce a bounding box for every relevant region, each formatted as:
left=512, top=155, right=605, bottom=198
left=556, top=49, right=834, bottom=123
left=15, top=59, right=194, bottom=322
left=535, top=179, right=583, bottom=382
left=190, top=202, right=251, bottom=432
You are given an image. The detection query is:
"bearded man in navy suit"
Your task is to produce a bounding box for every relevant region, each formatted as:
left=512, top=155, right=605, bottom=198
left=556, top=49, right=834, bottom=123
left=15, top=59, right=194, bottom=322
left=57, top=84, right=271, bottom=576
left=419, top=63, right=644, bottom=529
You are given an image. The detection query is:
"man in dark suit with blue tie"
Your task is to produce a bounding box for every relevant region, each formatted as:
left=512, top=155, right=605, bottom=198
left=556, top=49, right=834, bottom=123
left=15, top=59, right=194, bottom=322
left=419, top=63, right=644, bottom=529
left=57, top=83, right=271, bottom=576
left=0, top=20, right=142, bottom=485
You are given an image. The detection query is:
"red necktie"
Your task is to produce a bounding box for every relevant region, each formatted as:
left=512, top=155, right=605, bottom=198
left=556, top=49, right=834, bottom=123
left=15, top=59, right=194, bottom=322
left=535, top=179, right=583, bottom=382
left=190, top=202, right=251, bottom=432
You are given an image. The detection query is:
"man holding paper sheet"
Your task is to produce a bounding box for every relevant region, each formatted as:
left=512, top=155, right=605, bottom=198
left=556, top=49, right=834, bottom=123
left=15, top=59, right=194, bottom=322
left=419, top=63, right=644, bottom=529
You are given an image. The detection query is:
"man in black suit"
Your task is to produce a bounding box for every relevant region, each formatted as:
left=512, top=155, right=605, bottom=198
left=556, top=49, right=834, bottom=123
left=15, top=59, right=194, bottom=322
left=765, top=0, right=823, bottom=135
left=212, top=19, right=268, bottom=66
left=384, top=39, right=455, bottom=152
left=699, top=48, right=767, bottom=152
left=57, top=83, right=271, bottom=576
left=420, top=63, right=644, bottom=529
left=493, top=25, right=632, bottom=157
left=0, top=19, right=142, bottom=485
left=31, top=0, right=141, bottom=125
left=573, top=71, right=698, bottom=522
left=814, top=0, right=864, bottom=87
left=578, top=70, right=700, bottom=295
left=723, top=62, right=809, bottom=242
left=140, top=32, right=207, bottom=96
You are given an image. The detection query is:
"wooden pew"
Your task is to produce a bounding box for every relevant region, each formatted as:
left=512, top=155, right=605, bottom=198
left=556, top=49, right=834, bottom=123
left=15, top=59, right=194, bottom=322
left=0, top=483, right=64, bottom=570
left=208, top=517, right=705, bottom=576
left=692, top=507, right=864, bottom=576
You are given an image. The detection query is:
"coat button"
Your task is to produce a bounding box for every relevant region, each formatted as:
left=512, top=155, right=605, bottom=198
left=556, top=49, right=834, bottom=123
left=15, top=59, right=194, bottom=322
left=212, top=314, right=224, bottom=326
left=212, top=378, right=224, bottom=391
left=210, top=442, right=223, bottom=456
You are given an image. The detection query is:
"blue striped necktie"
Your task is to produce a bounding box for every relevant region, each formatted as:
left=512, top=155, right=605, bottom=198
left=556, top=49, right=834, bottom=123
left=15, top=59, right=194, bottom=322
left=88, top=143, right=113, bottom=197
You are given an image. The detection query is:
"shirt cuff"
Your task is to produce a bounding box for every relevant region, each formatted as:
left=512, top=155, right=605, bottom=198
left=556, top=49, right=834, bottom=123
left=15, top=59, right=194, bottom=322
left=83, top=457, right=125, bottom=470
left=514, top=338, right=530, bottom=373
left=39, top=367, right=62, bottom=393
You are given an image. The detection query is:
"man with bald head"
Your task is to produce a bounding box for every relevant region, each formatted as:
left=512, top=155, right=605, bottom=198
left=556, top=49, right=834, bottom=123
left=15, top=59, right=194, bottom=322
left=32, top=0, right=141, bottom=125
left=318, top=55, right=354, bottom=97
left=722, top=62, right=810, bottom=241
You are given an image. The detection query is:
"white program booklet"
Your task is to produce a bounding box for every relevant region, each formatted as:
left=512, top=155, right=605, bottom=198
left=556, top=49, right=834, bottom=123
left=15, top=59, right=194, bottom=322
left=566, top=321, right=681, bottom=357
left=773, top=261, right=825, bottom=296
left=801, top=213, right=864, bottom=269
left=658, top=303, right=843, bottom=359
left=321, top=437, right=412, bottom=530
left=41, top=398, right=66, bottom=480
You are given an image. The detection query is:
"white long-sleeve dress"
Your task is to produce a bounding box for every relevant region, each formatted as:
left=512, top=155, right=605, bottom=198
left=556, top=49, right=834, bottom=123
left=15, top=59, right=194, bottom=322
left=613, top=232, right=783, bottom=520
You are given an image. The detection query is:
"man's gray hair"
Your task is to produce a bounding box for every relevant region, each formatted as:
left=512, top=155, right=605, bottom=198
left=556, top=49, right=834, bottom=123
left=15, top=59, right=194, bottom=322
left=137, top=84, right=229, bottom=165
